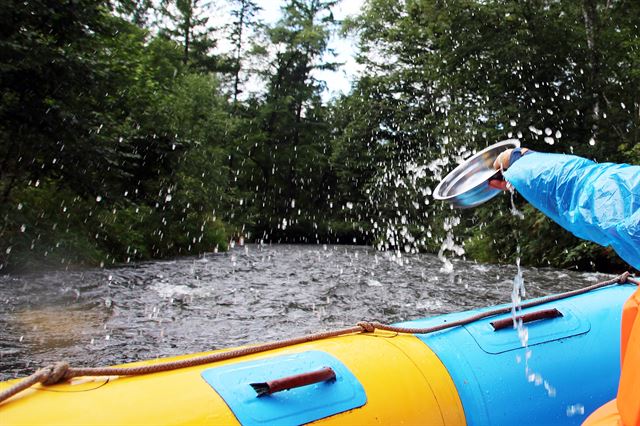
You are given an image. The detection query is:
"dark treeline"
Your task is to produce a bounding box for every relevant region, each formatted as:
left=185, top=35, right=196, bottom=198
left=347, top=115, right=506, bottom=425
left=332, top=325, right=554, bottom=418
left=0, top=0, right=638, bottom=273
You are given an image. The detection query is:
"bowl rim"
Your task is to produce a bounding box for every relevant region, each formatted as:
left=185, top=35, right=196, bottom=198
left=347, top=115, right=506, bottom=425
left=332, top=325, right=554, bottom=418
left=433, top=139, right=521, bottom=201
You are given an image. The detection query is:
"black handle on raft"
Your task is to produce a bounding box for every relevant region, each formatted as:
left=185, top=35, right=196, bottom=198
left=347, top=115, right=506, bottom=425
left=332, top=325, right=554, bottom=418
left=491, top=308, right=563, bottom=331
left=250, top=367, right=337, bottom=397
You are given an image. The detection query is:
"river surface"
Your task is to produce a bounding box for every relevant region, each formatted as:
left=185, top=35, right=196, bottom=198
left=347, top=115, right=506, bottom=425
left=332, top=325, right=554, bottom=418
left=0, top=244, right=611, bottom=381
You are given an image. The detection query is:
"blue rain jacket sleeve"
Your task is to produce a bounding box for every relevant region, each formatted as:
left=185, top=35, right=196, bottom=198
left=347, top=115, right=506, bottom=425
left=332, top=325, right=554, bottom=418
left=503, top=152, right=640, bottom=270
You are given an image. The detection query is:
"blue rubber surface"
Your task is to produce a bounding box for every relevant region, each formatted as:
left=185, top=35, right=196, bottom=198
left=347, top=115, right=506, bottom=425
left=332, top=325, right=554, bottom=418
left=201, top=350, right=366, bottom=426
left=399, top=284, right=635, bottom=426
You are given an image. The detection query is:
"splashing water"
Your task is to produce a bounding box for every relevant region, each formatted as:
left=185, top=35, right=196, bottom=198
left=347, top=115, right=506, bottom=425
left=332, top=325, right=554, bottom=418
left=566, top=404, right=585, bottom=417
left=369, top=160, right=437, bottom=265
left=438, top=217, right=464, bottom=273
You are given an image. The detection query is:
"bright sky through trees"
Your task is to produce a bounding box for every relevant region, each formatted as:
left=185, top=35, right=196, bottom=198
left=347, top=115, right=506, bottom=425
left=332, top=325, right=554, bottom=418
left=254, top=0, right=364, bottom=99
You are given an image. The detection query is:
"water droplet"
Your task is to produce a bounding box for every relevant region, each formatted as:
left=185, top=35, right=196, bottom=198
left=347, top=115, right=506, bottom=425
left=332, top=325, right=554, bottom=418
left=589, top=137, right=596, bottom=146
left=20, top=224, right=26, bottom=232
left=546, top=383, right=557, bottom=397
left=566, top=404, right=585, bottom=417
left=96, top=195, right=102, bottom=202
left=5, top=247, right=11, bottom=254
left=528, top=126, right=542, bottom=136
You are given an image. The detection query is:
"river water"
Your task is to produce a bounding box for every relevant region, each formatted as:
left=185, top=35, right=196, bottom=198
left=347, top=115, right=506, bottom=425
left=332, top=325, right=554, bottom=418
left=0, top=244, right=611, bottom=381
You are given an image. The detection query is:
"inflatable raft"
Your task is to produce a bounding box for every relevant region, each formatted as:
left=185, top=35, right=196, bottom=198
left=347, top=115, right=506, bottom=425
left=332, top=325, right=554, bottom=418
left=0, top=281, right=635, bottom=425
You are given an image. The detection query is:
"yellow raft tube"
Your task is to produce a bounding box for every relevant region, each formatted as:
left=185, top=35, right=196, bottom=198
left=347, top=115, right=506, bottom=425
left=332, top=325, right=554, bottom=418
left=0, top=331, right=464, bottom=425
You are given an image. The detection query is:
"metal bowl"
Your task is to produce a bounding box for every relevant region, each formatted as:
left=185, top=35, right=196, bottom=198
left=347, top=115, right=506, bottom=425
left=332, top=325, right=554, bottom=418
left=433, top=139, right=520, bottom=209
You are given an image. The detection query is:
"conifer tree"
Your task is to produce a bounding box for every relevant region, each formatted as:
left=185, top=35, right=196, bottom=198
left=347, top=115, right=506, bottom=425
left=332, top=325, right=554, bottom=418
left=160, top=0, right=218, bottom=71
left=228, top=0, right=262, bottom=103
left=245, top=0, right=339, bottom=240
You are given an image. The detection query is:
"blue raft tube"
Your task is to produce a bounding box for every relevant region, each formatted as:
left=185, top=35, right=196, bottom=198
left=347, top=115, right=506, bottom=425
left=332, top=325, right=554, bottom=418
left=409, top=279, right=634, bottom=425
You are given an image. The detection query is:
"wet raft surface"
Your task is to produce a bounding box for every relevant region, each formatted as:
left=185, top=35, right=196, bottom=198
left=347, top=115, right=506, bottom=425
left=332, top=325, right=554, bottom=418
left=0, top=244, right=611, bottom=381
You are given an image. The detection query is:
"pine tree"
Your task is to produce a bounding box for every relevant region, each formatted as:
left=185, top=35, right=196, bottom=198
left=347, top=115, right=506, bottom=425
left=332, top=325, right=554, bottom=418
left=228, top=0, right=262, bottom=103
left=115, top=0, right=154, bottom=27
left=160, top=0, right=218, bottom=71
left=243, top=0, right=339, bottom=240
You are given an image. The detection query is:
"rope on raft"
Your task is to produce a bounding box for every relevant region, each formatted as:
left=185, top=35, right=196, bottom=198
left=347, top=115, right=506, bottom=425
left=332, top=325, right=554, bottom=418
left=1, top=272, right=638, bottom=406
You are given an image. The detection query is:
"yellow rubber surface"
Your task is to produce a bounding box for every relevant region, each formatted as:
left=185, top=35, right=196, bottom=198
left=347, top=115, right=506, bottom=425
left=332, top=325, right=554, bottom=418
left=0, top=332, right=465, bottom=425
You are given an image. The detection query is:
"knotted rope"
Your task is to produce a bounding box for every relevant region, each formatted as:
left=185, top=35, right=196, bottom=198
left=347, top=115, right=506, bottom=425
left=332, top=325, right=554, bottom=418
left=1, top=272, right=636, bottom=406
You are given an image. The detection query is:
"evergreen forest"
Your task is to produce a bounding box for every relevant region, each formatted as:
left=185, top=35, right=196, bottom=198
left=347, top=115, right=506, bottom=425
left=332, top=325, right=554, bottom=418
left=1, top=0, right=639, bottom=273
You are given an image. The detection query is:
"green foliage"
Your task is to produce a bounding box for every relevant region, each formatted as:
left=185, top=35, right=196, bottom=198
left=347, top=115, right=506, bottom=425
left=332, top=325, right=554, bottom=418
left=2, top=0, right=638, bottom=273
left=232, top=0, right=339, bottom=242
left=335, top=0, right=640, bottom=271
left=0, top=183, right=103, bottom=272
left=0, top=182, right=229, bottom=272
left=227, top=0, right=263, bottom=103
left=465, top=201, right=628, bottom=272
left=0, top=1, right=233, bottom=272
left=160, top=0, right=220, bottom=71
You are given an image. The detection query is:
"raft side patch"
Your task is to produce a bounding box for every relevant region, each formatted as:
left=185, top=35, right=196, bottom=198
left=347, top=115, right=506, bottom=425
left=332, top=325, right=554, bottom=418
left=201, top=350, right=366, bottom=425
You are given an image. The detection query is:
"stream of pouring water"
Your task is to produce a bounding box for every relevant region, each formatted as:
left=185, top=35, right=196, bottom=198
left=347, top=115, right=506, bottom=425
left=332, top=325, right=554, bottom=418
left=508, top=189, right=562, bottom=402
left=511, top=251, right=556, bottom=397
left=509, top=191, right=585, bottom=416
